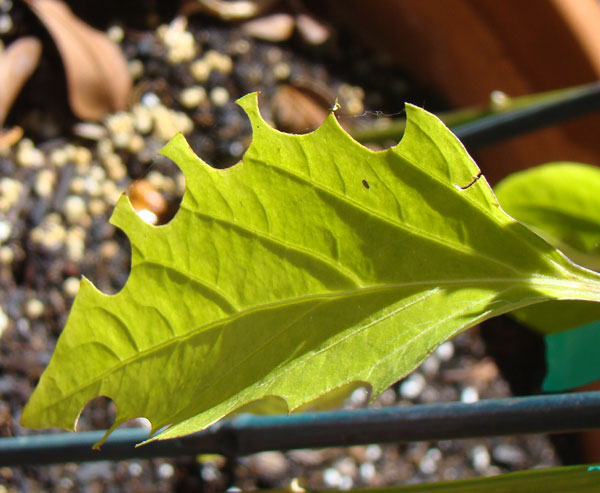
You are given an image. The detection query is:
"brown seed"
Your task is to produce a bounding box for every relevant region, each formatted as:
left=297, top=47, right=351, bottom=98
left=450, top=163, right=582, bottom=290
left=127, top=179, right=167, bottom=219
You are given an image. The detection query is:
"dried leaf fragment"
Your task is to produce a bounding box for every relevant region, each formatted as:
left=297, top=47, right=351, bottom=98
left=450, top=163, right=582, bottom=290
left=0, top=126, right=24, bottom=151
left=184, top=0, right=278, bottom=20
left=24, top=0, right=132, bottom=121
left=0, top=37, right=42, bottom=127
left=271, top=84, right=330, bottom=133
left=295, top=13, right=330, bottom=45
left=241, top=13, right=295, bottom=42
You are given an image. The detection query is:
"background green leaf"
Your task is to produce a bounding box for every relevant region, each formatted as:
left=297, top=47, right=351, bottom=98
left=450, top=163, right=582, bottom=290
left=494, top=162, right=600, bottom=334
left=544, top=320, right=600, bottom=391
left=21, top=94, right=600, bottom=445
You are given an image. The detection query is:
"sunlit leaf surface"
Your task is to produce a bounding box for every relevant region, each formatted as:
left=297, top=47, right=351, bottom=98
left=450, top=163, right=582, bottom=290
left=21, top=94, right=600, bottom=445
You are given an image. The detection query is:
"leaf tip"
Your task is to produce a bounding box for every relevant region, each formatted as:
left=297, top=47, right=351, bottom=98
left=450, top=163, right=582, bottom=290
left=236, top=91, right=268, bottom=132
left=109, top=192, right=137, bottom=231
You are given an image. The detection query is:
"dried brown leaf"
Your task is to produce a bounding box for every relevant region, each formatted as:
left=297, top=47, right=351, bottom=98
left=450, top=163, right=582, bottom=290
left=271, top=84, right=330, bottom=133
left=241, top=13, right=295, bottom=42
left=24, top=0, right=131, bottom=121
left=295, top=13, right=330, bottom=45
left=182, top=0, right=278, bottom=20
left=0, top=37, right=42, bottom=127
left=0, top=126, right=24, bottom=150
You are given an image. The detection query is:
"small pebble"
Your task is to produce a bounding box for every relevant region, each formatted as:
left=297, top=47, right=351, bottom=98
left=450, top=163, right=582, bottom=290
left=335, top=457, right=356, bottom=477
left=157, top=462, right=174, bottom=479
left=133, top=104, right=154, bottom=134
left=322, top=467, right=342, bottom=488
left=128, top=462, right=143, bottom=477
left=0, top=307, right=8, bottom=336
left=201, top=463, right=220, bottom=482
left=490, top=90, right=511, bottom=111
left=229, top=141, right=245, bottom=157
left=471, top=445, right=491, bottom=472
left=0, top=245, right=13, bottom=264
left=25, top=298, right=44, bottom=319
left=359, top=462, right=376, bottom=482
left=58, top=477, right=74, bottom=490
left=349, top=387, right=369, bottom=406
left=419, top=448, right=442, bottom=475
left=99, top=240, right=119, bottom=260
left=88, top=199, right=106, bottom=216
left=34, top=169, right=56, bottom=198
left=70, top=177, right=86, bottom=195
left=105, top=112, right=135, bottom=149
left=151, top=106, right=193, bottom=140
left=420, top=354, right=440, bottom=376
left=435, top=341, right=455, bottom=361
left=0, top=0, right=13, bottom=13
left=0, top=14, right=12, bottom=34
left=128, top=59, right=144, bottom=80
left=210, top=86, right=230, bottom=107
left=103, top=153, right=127, bottom=181
left=0, top=177, right=22, bottom=212
left=377, top=387, right=396, bottom=406
left=73, top=146, right=92, bottom=167
left=63, top=195, right=87, bottom=225
left=365, top=444, right=382, bottom=462
left=49, top=148, right=68, bottom=167
left=73, top=122, right=107, bottom=141
left=399, top=372, right=426, bottom=400
left=90, top=165, right=106, bottom=182
left=461, top=386, right=479, bottom=404
left=0, top=221, right=11, bottom=243
left=204, top=50, right=233, bottom=74
left=16, top=141, right=44, bottom=168
left=190, top=59, right=211, bottom=82
left=231, top=38, right=250, bottom=55
left=272, top=62, right=291, bottom=80
left=102, top=180, right=122, bottom=205
left=16, top=317, right=29, bottom=336
left=179, top=86, right=206, bottom=109
left=127, top=134, right=145, bottom=154
left=141, top=92, right=160, bottom=108
left=492, top=444, right=526, bottom=467
left=158, top=17, right=196, bottom=64
left=62, top=277, right=80, bottom=298
left=339, top=475, right=353, bottom=490
left=133, top=417, right=152, bottom=429
left=97, top=138, right=114, bottom=158
left=66, top=230, right=86, bottom=262
left=136, top=209, right=158, bottom=225
left=106, top=25, right=124, bottom=43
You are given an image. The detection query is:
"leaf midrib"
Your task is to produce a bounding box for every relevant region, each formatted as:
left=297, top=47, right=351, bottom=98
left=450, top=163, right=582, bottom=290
left=44, top=275, right=585, bottom=411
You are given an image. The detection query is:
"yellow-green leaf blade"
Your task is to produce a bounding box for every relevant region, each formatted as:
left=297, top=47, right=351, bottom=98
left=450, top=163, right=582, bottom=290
left=21, top=94, right=600, bottom=444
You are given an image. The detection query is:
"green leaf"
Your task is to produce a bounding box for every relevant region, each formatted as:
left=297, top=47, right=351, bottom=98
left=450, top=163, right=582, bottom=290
left=494, top=162, right=600, bottom=269
left=494, top=162, right=600, bottom=334
left=544, top=320, right=600, bottom=391
left=21, top=93, right=600, bottom=446
left=267, top=465, right=600, bottom=492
